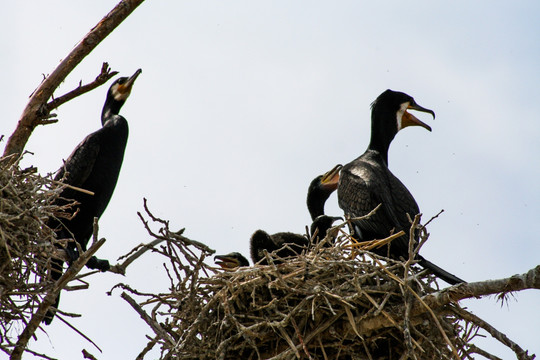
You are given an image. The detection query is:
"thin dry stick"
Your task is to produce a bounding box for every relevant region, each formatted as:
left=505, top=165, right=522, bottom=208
left=11, top=238, right=106, bottom=360
left=109, top=238, right=166, bottom=275
left=454, top=307, right=534, bottom=360
left=52, top=179, right=95, bottom=196
left=47, top=62, right=118, bottom=112
left=120, top=293, right=175, bottom=347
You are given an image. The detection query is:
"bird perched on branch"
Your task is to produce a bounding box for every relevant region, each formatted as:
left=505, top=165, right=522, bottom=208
left=337, top=89, right=464, bottom=285
left=44, top=69, right=142, bottom=324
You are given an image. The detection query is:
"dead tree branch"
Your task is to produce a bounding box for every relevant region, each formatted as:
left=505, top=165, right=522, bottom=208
left=3, top=0, right=146, bottom=157
left=47, top=62, right=119, bottom=112
left=120, top=292, right=176, bottom=347
left=351, top=265, right=540, bottom=335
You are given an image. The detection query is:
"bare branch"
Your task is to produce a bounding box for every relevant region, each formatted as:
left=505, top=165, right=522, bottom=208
left=11, top=238, right=106, bottom=360
left=454, top=307, right=535, bottom=360
left=120, top=292, right=176, bottom=347
left=108, top=238, right=166, bottom=275
left=46, top=63, right=119, bottom=112
left=352, top=265, right=540, bottom=335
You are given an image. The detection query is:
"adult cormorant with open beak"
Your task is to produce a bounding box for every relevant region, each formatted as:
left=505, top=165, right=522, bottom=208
left=44, top=69, right=142, bottom=324
left=337, top=89, right=464, bottom=285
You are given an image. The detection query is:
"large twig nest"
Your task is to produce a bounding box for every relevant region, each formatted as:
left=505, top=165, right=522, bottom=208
left=0, top=154, right=74, bottom=356
left=0, top=156, right=55, bottom=316
left=122, top=207, right=507, bottom=360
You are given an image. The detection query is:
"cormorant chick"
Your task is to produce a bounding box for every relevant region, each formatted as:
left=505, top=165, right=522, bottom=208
left=214, top=252, right=250, bottom=269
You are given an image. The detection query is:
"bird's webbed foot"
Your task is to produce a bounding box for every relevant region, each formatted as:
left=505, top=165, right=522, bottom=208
left=86, top=256, right=110, bottom=272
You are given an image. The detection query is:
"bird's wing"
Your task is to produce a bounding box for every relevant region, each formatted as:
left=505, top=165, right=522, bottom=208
left=384, top=172, right=421, bottom=232
left=338, top=159, right=407, bottom=239
left=55, top=132, right=101, bottom=187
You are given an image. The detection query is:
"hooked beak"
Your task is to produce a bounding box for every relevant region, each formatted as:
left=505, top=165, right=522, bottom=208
left=320, top=164, right=343, bottom=190
left=214, top=255, right=240, bottom=269
left=401, top=101, right=435, bottom=132
left=117, top=68, right=142, bottom=95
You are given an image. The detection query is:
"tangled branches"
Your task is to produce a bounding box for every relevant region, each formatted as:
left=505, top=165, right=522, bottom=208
left=0, top=154, right=66, bottom=356
left=0, top=154, right=536, bottom=359
left=121, top=206, right=536, bottom=360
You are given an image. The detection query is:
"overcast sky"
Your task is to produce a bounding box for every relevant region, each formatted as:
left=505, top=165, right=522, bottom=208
left=2, top=1, right=539, bottom=359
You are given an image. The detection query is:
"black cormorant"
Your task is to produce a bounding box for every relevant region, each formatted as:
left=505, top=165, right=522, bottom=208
left=337, top=89, right=464, bottom=285
left=214, top=252, right=250, bottom=269
left=309, top=214, right=342, bottom=245
left=44, top=69, right=142, bottom=324
left=306, top=164, right=343, bottom=244
left=248, top=166, right=344, bottom=264
left=306, top=164, right=342, bottom=220
left=249, top=230, right=309, bottom=265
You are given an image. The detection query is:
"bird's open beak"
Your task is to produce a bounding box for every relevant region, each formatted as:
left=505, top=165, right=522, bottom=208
left=320, top=164, right=343, bottom=190
left=118, top=68, right=142, bottom=95
left=401, top=101, right=435, bottom=132
left=214, top=255, right=240, bottom=269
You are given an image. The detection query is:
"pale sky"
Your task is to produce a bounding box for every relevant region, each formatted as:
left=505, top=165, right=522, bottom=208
left=2, top=1, right=539, bottom=359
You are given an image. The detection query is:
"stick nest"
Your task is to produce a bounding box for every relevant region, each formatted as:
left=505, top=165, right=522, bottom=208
left=0, top=155, right=67, bottom=343
left=123, top=208, right=492, bottom=360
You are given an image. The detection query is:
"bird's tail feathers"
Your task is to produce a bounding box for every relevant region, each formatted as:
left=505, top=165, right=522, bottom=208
left=418, top=256, right=465, bottom=285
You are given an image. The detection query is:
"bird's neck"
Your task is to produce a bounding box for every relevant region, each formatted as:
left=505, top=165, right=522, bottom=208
left=101, top=98, right=125, bottom=126
left=367, top=119, right=395, bottom=167
left=367, top=140, right=390, bottom=166
left=307, top=192, right=326, bottom=220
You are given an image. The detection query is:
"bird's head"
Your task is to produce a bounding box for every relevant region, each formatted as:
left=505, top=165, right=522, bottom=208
left=102, top=69, right=142, bottom=125
left=214, top=252, right=250, bottom=269
left=108, top=69, right=143, bottom=102
left=368, top=90, right=435, bottom=159
left=371, top=89, right=434, bottom=134
left=307, top=164, right=343, bottom=220
left=315, top=164, right=342, bottom=191
left=310, top=215, right=343, bottom=241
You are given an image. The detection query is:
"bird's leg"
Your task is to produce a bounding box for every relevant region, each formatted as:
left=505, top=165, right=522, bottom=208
left=86, top=256, right=110, bottom=272
left=64, top=240, right=110, bottom=271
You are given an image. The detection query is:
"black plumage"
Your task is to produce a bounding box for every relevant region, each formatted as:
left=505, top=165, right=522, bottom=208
left=338, top=89, right=464, bottom=285
left=249, top=230, right=308, bottom=265
left=306, top=164, right=343, bottom=244
left=309, top=214, right=341, bottom=244
left=214, top=252, right=250, bottom=269
left=306, top=164, right=342, bottom=220
left=44, top=69, right=142, bottom=324
left=249, top=165, right=345, bottom=264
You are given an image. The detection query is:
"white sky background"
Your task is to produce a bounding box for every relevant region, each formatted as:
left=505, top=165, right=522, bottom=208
left=2, top=1, right=539, bottom=359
